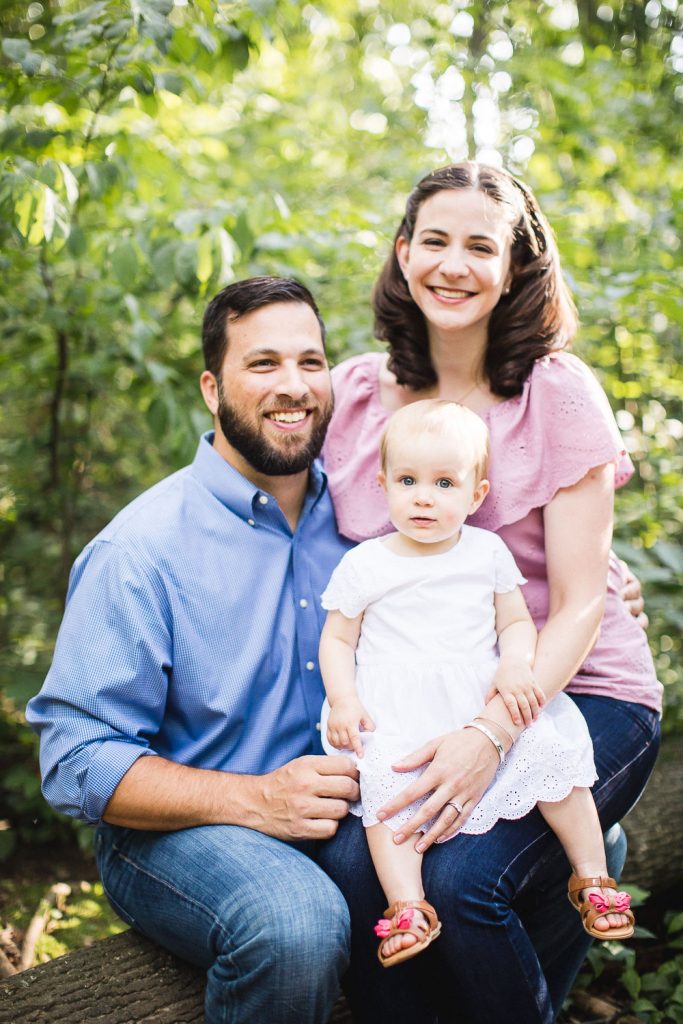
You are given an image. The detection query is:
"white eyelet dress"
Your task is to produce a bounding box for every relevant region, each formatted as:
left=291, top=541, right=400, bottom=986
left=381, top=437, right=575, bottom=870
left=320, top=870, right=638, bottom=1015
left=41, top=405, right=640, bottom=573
left=319, top=525, right=597, bottom=837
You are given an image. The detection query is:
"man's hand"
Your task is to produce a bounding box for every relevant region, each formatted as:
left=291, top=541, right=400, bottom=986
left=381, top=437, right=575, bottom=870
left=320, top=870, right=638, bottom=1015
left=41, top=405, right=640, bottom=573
left=485, top=657, right=546, bottom=727
left=104, top=753, right=358, bottom=839
left=619, top=559, right=649, bottom=629
left=255, top=755, right=359, bottom=841
left=326, top=698, right=375, bottom=758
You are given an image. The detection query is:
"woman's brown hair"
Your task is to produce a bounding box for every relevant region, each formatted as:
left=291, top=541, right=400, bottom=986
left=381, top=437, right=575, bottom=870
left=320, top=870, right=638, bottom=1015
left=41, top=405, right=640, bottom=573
left=372, top=162, right=578, bottom=396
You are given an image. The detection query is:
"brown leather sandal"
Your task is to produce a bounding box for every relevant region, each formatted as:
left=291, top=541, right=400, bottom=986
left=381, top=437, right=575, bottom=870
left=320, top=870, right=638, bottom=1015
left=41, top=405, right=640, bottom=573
left=567, top=873, right=635, bottom=940
left=374, top=898, right=442, bottom=968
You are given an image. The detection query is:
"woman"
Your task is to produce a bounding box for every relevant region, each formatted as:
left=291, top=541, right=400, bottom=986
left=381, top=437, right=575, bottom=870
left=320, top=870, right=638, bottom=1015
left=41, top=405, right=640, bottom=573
left=317, top=163, right=661, bottom=1023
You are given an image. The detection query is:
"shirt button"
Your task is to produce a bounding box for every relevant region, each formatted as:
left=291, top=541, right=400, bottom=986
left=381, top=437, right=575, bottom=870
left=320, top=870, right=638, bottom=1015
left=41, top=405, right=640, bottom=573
left=258, top=495, right=269, bottom=505
left=315, top=722, right=321, bottom=731
left=306, top=661, right=315, bottom=671
left=247, top=518, right=255, bottom=527
left=299, top=598, right=308, bottom=608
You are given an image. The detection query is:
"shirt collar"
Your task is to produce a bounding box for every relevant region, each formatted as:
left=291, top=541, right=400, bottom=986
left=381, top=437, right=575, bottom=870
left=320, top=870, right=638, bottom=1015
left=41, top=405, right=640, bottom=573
left=191, top=432, right=328, bottom=522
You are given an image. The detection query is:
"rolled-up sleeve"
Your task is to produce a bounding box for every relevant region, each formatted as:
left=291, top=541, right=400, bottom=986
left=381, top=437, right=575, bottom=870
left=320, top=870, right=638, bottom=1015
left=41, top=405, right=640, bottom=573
left=26, top=540, right=172, bottom=824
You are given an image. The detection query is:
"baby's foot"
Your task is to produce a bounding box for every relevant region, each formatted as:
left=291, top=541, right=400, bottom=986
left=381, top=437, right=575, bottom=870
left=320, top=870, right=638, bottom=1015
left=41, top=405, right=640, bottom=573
left=581, top=884, right=632, bottom=932
left=376, top=907, right=429, bottom=959
left=569, top=872, right=634, bottom=939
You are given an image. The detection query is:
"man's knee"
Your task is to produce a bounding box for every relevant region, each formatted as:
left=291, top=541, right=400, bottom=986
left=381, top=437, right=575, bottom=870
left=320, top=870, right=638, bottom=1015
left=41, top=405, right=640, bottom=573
left=245, top=867, right=350, bottom=971
left=211, top=853, right=350, bottom=980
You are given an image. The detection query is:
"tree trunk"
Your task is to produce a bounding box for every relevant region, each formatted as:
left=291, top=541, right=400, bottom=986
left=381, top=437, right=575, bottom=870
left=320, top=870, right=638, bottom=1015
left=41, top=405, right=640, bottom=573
left=621, top=731, right=683, bottom=893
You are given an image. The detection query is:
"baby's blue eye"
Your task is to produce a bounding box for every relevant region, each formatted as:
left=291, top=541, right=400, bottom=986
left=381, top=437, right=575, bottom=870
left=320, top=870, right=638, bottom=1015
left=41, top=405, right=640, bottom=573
left=436, top=479, right=453, bottom=488
left=399, top=476, right=415, bottom=486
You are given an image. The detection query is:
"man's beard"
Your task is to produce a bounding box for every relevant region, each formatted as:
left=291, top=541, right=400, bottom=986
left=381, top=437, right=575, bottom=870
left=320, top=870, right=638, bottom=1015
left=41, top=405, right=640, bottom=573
left=216, top=383, right=333, bottom=476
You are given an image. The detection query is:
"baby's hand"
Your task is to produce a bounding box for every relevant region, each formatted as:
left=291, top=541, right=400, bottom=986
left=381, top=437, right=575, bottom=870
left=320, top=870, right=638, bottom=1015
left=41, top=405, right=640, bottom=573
left=485, top=658, right=545, bottom=727
left=327, top=698, right=375, bottom=758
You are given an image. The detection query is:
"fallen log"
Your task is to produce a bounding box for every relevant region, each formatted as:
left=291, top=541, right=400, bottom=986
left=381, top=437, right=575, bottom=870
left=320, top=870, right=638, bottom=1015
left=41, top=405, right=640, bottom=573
left=1, top=734, right=680, bottom=1023
left=0, top=928, right=351, bottom=1024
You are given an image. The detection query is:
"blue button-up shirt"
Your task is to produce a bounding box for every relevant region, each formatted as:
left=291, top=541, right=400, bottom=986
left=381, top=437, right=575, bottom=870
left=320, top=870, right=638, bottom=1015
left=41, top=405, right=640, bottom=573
left=26, top=433, right=353, bottom=825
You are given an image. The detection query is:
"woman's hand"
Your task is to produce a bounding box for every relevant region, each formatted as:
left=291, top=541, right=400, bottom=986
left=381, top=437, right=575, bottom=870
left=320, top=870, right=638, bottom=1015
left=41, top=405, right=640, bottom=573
left=619, top=559, right=649, bottom=629
left=376, top=728, right=500, bottom=852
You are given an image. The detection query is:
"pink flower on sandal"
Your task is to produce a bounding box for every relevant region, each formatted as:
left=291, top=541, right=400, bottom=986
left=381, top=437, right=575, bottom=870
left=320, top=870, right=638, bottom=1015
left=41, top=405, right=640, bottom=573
left=587, top=892, right=610, bottom=913
left=373, top=908, right=414, bottom=937
left=587, top=890, right=632, bottom=913
left=614, top=892, right=632, bottom=912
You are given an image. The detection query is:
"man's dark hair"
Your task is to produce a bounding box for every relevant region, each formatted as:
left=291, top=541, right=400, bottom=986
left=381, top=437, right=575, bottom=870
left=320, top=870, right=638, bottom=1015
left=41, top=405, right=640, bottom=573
left=202, top=276, right=327, bottom=377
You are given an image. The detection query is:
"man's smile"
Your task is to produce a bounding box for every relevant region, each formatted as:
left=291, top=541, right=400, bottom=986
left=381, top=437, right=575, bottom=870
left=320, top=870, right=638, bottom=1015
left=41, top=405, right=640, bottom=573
left=266, top=409, right=309, bottom=423
left=263, top=408, right=313, bottom=431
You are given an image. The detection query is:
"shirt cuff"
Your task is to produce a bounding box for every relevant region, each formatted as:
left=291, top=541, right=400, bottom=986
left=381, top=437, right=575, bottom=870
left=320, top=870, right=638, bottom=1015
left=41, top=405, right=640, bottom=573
left=82, top=741, right=157, bottom=824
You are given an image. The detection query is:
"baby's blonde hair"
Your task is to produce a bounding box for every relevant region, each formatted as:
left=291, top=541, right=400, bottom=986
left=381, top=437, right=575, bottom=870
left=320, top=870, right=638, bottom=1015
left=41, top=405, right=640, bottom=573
left=379, top=399, right=490, bottom=483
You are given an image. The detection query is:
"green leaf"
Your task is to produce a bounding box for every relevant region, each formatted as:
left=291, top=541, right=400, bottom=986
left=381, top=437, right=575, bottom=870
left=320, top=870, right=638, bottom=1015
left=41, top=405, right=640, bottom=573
left=221, top=34, right=250, bottom=73
left=174, top=241, right=198, bottom=286
left=111, top=241, right=139, bottom=286
left=146, top=396, right=169, bottom=437
left=57, top=162, right=79, bottom=206
left=2, top=38, right=30, bottom=62
left=0, top=829, right=17, bottom=863
left=21, top=51, right=43, bottom=76
left=67, top=225, right=87, bottom=258
left=653, top=541, right=683, bottom=576
left=621, top=966, right=642, bottom=999
left=197, top=232, right=213, bottom=283
left=192, top=24, right=219, bottom=54
left=14, top=190, right=36, bottom=239
left=24, top=130, right=58, bottom=150
left=231, top=211, right=253, bottom=255
left=151, top=240, right=179, bottom=287
left=173, top=209, right=206, bottom=235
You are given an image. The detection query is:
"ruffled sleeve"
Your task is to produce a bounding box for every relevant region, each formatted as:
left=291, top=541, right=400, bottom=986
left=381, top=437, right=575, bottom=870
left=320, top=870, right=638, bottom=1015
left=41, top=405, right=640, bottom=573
left=491, top=534, right=527, bottom=593
left=471, top=353, right=634, bottom=534
left=321, top=549, right=369, bottom=619
left=323, top=353, right=393, bottom=542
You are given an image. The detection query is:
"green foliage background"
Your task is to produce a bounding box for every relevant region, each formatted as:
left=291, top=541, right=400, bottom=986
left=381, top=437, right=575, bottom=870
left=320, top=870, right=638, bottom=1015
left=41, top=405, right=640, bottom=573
left=1, top=0, right=682, bottom=857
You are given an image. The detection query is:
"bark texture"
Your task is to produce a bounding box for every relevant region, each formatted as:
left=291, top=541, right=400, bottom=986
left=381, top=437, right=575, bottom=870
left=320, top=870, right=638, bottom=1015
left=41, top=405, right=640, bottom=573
left=621, top=732, right=683, bottom=892
left=0, top=929, right=352, bottom=1024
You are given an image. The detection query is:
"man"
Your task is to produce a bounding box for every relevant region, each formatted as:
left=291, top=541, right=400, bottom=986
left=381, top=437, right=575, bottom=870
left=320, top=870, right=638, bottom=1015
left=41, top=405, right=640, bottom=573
left=27, top=276, right=358, bottom=1024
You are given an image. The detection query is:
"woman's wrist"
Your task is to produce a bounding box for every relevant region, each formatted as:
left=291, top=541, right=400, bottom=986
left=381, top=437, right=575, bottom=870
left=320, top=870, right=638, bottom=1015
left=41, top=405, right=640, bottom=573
left=464, top=718, right=516, bottom=763
left=475, top=716, right=515, bottom=749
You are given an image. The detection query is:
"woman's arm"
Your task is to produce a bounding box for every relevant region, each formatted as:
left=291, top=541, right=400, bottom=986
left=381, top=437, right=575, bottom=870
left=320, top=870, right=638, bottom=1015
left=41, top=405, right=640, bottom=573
left=533, top=462, right=614, bottom=700
left=379, top=462, right=615, bottom=850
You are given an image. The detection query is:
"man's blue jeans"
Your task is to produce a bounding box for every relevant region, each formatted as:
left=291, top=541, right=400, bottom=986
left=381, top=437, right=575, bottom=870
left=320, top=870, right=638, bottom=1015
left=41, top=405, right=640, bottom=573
left=95, top=822, right=350, bottom=1024
left=318, top=694, right=661, bottom=1024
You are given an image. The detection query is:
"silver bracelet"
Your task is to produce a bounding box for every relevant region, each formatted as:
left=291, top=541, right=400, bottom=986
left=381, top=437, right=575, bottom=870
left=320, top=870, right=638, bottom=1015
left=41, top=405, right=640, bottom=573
left=464, top=721, right=506, bottom=764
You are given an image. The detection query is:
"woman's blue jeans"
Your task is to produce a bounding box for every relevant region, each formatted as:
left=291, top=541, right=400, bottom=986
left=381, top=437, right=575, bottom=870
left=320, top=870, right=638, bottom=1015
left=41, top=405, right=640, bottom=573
left=95, top=822, right=350, bottom=1024
left=317, top=694, right=661, bottom=1024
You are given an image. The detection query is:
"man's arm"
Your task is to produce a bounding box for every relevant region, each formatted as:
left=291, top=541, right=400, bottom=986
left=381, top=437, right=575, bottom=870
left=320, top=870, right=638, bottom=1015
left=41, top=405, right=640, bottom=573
left=104, top=753, right=359, bottom=841
left=28, top=539, right=359, bottom=835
